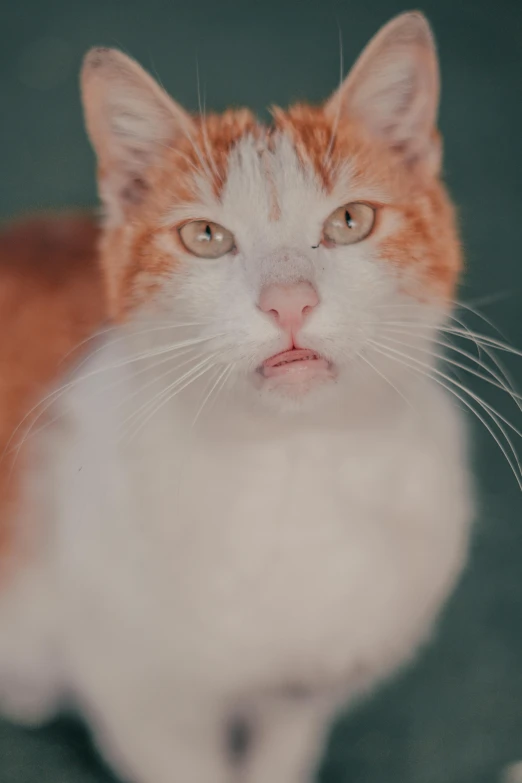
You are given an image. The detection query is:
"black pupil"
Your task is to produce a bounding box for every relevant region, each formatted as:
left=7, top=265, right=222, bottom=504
left=204, top=224, right=212, bottom=240
left=345, top=210, right=354, bottom=228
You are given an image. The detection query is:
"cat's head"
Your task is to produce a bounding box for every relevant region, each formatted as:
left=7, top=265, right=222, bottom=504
left=81, top=12, right=461, bottom=413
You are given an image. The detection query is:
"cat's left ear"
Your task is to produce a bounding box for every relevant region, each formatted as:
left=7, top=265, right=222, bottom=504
left=325, top=12, right=441, bottom=175
left=81, top=47, right=195, bottom=224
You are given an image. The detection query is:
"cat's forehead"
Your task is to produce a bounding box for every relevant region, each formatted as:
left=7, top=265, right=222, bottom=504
left=164, top=106, right=393, bottom=233
left=219, top=132, right=328, bottom=233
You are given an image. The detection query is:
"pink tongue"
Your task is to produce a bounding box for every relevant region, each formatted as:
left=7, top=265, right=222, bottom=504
left=264, top=349, right=318, bottom=368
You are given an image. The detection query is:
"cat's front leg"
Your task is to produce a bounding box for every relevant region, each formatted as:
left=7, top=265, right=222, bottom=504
left=86, top=693, right=234, bottom=783
left=242, top=692, right=340, bottom=783
left=0, top=562, right=62, bottom=725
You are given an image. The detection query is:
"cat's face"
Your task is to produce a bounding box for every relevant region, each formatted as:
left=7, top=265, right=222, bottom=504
left=82, top=12, right=461, bottom=411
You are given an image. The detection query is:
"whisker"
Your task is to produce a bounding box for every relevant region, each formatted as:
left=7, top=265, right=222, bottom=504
left=375, top=308, right=474, bottom=352
left=375, top=296, right=509, bottom=351
left=123, top=361, right=219, bottom=444
left=119, top=351, right=220, bottom=442
left=176, top=103, right=217, bottom=186
left=214, top=361, right=234, bottom=402
left=381, top=325, right=522, bottom=415
left=9, top=345, right=210, bottom=462
left=378, top=332, right=522, bottom=405
left=323, top=24, right=344, bottom=170
left=381, top=319, right=522, bottom=358
left=369, top=339, right=522, bottom=487
left=357, top=351, right=413, bottom=409
left=192, top=362, right=232, bottom=426
left=69, top=320, right=212, bottom=376
left=450, top=298, right=509, bottom=338
left=107, top=346, right=212, bottom=418
left=369, top=341, right=522, bottom=490
left=371, top=337, right=522, bottom=440
left=2, top=332, right=225, bottom=466
left=465, top=290, right=515, bottom=309
left=196, top=59, right=222, bottom=185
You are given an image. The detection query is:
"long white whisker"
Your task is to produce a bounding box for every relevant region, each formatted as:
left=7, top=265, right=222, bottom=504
left=381, top=320, right=522, bottom=358
left=450, top=298, right=509, bottom=339
left=70, top=321, right=212, bottom=376
left=370, top=337, right=522, bottom=441
left=323, top=25, right=344, bottom=169
left=206, top=362, right=234, bottom=418
left=381, top=326, right=522, bottom=416
left=196, top=59, right=222, bottom=184
left=175, top=95, right=217, bottom=186
left=119, top=351, right=220, bottom=441
left=215, top=362, right=234, bottom=402
left=11, top=346, right=211, bottom=460
left=192, top=362, right=231, bottom=426
left=452, top=338, right=522, bottom=416
left=376, top=300, right=506, bottom=343
left=2, top=332, right=224, bottom=465
left=378, top=332, right=522, bottom=405
left=123, top=359, right=219, bottom=444
left=369, top=342, right=522, bottom=491
left=465, top=290, right=514, bottom=309
left=357, top=351, right=413, bottom=409
left=109, top=346, right=212, bottom=418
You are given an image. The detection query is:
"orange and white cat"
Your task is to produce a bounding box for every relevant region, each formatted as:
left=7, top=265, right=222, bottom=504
left=0, top=12, right=472, bottom=783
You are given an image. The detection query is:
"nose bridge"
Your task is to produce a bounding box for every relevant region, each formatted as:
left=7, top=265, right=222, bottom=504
left=259, top=280, right=317, bottom=311
left=257, top=246, right=316, bottom=289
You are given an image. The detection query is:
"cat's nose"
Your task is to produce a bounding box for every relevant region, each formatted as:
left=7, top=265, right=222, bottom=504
left=258, top=282, right=319, bottom=333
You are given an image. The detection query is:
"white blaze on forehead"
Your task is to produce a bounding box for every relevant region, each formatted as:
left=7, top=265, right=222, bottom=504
left=219, top=134, right=275, bottom=226
left=219, top=132, right=332, bottom=248
left=267, top=133, right=327, bottom=234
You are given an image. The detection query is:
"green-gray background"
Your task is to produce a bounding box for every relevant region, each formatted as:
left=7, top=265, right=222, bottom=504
left=1, top=1, right=521, bottom=781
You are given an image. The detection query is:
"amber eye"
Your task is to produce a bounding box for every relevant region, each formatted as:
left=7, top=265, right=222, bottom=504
left=323, top=203, right=375, bottom=246
left=178, top=220, right=235, bottom=259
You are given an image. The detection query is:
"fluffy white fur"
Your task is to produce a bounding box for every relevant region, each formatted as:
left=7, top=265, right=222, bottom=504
left=0, top=12, right=472, bottom=783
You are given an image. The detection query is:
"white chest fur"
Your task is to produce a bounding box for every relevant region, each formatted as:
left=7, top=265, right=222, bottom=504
left=22, top=337, right=471, bottom=706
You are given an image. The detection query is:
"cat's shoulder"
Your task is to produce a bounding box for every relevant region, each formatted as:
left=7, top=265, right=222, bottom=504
left=0, top=212, right=105, bottom=558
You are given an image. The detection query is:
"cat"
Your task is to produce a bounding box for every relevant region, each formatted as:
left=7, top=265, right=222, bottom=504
left=0, top=11, right=473, bottom=783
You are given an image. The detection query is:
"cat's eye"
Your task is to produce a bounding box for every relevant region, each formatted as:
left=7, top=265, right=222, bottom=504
left=178, top=220, right=235, bottom=259
left=323, top=203, right=375, bottom=246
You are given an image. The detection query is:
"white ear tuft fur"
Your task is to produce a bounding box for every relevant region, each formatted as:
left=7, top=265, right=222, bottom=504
left=325, top=12, right=441, bottom=174
left=81, top=48, right=194, bottom=223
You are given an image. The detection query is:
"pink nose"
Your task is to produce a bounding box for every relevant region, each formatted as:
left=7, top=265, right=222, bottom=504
left=258, top=282, right=319, bottom=333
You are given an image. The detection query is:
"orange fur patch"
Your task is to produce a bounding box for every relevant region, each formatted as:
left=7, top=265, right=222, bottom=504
left=195, top=109, right=259, bottom=191
left=0, top=213, right=105, bottom=561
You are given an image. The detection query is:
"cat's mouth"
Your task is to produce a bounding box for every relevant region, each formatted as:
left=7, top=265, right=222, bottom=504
left=260, top=349, right=332, bottom=383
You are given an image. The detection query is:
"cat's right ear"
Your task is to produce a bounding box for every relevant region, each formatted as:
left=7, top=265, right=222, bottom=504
left=81, top=48, right=195, bottom=224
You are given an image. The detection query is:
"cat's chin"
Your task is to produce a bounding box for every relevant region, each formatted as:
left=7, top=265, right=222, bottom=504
left=250, top=364, right=339, bottom=414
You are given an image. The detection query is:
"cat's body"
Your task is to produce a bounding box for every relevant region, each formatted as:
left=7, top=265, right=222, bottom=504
left=0, top=12, right=474, bottom=783
left=1, top=329, right=471, bottom=782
